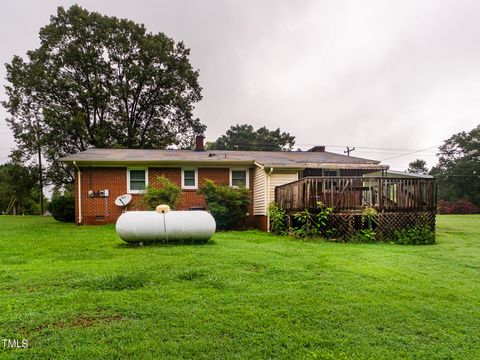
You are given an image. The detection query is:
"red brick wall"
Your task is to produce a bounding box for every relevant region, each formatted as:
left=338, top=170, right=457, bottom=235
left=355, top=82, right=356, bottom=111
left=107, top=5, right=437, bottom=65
left=149, top=167, right=231, bottom=210
left=254, top=215, right=268, bottom=231
left=76, top=167, right=133, bottom=225
left=75, top=166, right=256, bottom=228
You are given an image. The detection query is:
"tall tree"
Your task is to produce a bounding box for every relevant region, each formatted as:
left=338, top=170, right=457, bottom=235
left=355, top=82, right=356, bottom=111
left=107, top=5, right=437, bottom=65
left=3, top=5, right=205, bottom=185
left=0, top=163, right=38, bottom=215
left=407, top=159, right=428, bottom=174
left=207, top=124, right=295, bottom=151
left=432, top=124, right=480, bottom=206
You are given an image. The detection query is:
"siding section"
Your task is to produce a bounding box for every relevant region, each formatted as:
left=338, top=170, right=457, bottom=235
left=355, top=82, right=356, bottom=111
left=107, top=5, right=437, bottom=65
left=269, top=171, right=299, bottom=206
left=253, top=166, right=267, bottom=215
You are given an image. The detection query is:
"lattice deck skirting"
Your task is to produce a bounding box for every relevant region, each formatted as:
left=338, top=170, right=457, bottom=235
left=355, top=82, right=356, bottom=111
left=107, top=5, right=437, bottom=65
left=372, top=211, right=436, bottom=240
left=311, top=211, right=436, bottom=240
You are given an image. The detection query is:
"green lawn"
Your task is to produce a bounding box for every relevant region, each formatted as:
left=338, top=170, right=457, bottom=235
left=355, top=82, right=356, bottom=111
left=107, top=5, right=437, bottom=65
left=0, top=215, right=479, bottom=359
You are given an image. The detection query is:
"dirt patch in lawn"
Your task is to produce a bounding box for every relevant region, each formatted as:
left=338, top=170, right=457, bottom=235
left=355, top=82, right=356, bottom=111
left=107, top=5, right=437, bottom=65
left=31, top=314, right=124, bottom=334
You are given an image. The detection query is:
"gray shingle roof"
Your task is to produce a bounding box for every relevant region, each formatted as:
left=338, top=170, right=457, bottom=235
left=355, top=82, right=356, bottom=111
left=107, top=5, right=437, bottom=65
left=60, top=148, right=388, bottom=170
left=365, top=170, right=433, bottom=179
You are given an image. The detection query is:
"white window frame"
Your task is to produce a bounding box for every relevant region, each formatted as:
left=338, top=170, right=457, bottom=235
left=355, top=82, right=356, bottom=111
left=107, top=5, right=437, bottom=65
left=181, top=168, right=198, bottom=190
left=127, top=168, right=148, bottom=194
left=229, top=168, right=250, bottom=188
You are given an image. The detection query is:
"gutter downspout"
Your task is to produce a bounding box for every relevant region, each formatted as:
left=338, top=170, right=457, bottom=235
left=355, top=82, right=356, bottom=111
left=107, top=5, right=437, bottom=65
left=266, top=167, right=274, bottom=232
left=254, top=162, right=274, bottom=232
left=73, top=161, right=82, bottom=224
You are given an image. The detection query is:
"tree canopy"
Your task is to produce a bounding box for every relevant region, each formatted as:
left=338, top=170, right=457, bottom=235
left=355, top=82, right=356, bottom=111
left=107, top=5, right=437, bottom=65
left=3, top=5, right=205, bottom=185
left=407, top=159, right=428, bottom=174
left=207, top=124, right=295, bottom=151
left=432, top=124, right=480, bottom=206
left=0, top=162, right=39, bottom=215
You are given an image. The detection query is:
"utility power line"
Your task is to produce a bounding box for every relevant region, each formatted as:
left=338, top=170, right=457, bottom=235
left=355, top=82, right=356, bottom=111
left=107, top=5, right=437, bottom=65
left=380, top=145, right=441, bottom=161
left=296, top=143, right=440, bottom=152
left=207, top=139, right=441, bottom=153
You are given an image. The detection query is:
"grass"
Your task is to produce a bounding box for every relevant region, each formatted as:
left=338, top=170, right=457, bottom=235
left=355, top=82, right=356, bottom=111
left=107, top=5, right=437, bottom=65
left=0, top=215, right=479, bottom=359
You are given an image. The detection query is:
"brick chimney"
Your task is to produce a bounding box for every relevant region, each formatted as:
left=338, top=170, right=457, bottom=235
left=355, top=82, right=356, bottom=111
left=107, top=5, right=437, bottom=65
left=195, top=134, right=205, bottom=151
left=307, top=146, right=325, bottom=152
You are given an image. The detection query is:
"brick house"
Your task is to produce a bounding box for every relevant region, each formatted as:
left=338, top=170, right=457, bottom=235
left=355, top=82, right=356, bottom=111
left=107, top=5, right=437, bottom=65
left=60, top=137, right=388, bottom=230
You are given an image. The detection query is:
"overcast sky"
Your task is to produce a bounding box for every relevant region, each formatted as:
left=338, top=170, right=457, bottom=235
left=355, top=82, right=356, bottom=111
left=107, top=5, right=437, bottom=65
left=1, top=0, right=479, bottom=170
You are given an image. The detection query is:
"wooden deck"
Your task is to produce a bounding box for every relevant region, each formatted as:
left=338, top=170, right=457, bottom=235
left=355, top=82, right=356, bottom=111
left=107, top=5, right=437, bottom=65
left=275, top=176, right=437, bottom=213
left=274, top=176, right=437, bottom=239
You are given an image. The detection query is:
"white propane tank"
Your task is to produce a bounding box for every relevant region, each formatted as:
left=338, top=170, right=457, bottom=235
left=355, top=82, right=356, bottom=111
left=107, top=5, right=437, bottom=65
left=115, top=211, right=216, bottom=243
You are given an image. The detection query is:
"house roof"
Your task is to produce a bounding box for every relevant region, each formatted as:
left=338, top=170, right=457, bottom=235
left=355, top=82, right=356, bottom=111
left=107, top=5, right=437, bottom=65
left=60, top=148, right=389, bottom=170
left=364, top=169, right=433, bottom=179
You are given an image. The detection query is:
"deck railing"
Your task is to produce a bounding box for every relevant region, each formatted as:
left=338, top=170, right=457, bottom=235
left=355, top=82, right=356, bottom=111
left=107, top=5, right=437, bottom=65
left=275, top=176, right=437, bottom=212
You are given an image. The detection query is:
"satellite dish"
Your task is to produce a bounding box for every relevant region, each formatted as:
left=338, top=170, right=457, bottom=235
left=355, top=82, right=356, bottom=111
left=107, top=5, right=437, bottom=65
left=115, top=194, right=132, bottom=207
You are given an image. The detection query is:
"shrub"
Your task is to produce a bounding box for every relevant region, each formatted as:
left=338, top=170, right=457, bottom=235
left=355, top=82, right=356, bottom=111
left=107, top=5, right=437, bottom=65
left=268, top=203, right=288, bottom=235
left=292, top=209, right=313, bottom=238
left=349, top=206, right=378, bottom=242
left=49, top=195, right=75, bottom=222
left=291, top=202, right=334, bottom=238
left=316, top=202, right=335, bottom=237
left=198, top=180, right=251, bottom=230
left=393, top=225, right=435, bottom=245
left=352, top=229, right=377, bottom=243
left=362, top=206, right=377, bottom=230
left=438, top=199, right=479, bottom=214
left=140, top=176, right=181, bottom=210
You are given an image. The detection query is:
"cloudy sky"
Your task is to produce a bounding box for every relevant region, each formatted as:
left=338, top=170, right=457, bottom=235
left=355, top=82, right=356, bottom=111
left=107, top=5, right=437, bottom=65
left=1, top=0, right=479, bottom=170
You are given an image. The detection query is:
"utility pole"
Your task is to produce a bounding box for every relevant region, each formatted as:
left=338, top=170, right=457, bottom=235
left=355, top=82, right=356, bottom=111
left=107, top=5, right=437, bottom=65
left=344, top=146, right=355, bottom=156
left=38, top=144, right=43, bottom=215
left=35, top=115, right=44, bottom=215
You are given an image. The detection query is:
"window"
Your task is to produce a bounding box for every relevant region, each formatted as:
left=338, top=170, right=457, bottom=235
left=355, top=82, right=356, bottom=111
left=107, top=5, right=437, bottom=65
left=230, top=169, right=249, bottom=188
left=323, top=169, right=340, bottom=177
left=322, top=169, right=339, bottom=192
left=127, top=168, right=148, bottom=193
left=182, top=169, right=198, bottom=189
